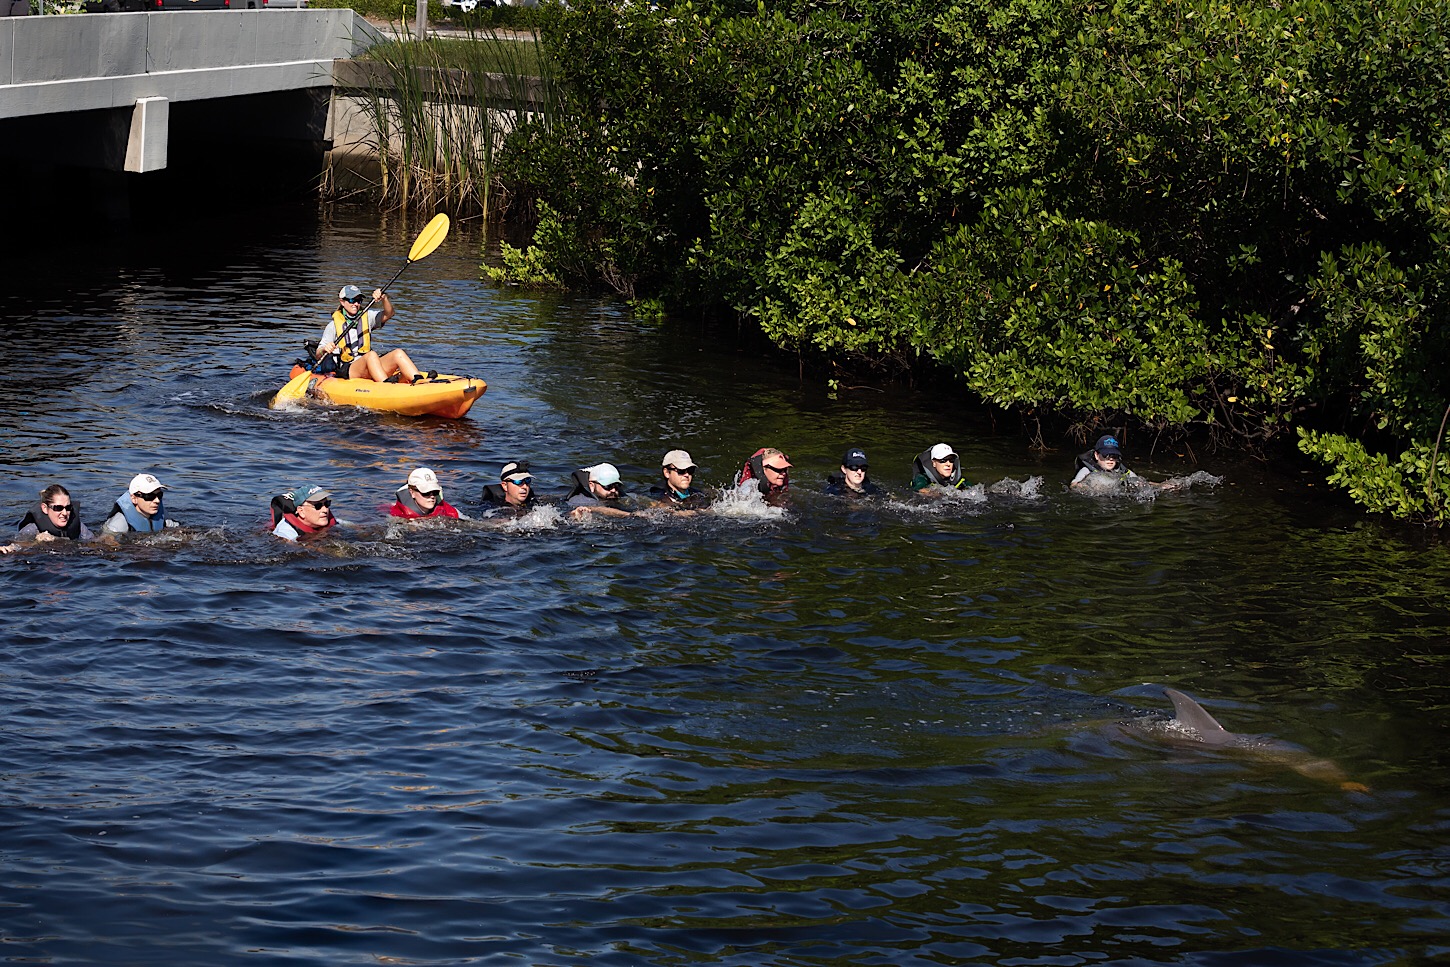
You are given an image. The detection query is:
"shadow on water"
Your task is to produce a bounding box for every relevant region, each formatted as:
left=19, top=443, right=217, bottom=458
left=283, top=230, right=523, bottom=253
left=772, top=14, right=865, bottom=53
left=0, top=203, right=1448, bottom=965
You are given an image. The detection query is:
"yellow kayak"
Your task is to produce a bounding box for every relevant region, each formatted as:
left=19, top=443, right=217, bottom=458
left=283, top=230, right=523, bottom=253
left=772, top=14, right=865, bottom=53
left=285, top=366, right=487, bottom=419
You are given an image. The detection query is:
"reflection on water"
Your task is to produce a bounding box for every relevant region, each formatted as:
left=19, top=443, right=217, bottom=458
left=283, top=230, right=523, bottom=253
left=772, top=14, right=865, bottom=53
left=1, top=204, right=1448, bottom=965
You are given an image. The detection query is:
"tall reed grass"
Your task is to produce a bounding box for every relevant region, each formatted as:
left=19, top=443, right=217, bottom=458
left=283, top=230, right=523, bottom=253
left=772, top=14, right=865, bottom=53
left=335, top=25, right=560, bottom=222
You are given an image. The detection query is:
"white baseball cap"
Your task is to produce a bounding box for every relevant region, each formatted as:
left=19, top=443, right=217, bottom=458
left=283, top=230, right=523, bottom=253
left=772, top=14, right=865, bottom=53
left=929, top=443, right=958, bottom=462
left=128, top=473, right=167, bottom=494
left=662, top=449, right=695, bottom=470
left=586, top=463, right=621, bottom=488
left=408, top=467, right=441, bottom=493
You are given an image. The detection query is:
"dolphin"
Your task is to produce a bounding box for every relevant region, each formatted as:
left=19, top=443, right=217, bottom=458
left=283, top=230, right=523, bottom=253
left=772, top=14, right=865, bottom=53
left=1129, top=687, right=1370, bottom=793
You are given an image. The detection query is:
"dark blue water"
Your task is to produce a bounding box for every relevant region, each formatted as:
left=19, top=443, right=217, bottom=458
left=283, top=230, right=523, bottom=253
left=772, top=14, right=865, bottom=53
left=2, top=205, right=1448, bottom=965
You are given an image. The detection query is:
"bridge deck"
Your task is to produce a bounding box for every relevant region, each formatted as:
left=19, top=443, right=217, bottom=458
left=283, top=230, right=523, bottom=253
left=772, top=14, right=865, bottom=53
left=0, top=10, right=377, bottom=120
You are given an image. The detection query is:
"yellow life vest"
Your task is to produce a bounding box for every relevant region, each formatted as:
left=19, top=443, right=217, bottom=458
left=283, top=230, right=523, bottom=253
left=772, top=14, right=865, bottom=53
left=331, top=308, right=372, bottom=363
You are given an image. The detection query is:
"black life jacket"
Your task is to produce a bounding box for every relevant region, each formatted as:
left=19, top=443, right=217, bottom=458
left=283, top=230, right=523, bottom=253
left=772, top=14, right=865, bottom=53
left=912, top=449, right=967, bottom=489
left=824, top=471, right=885, bottom=497
left=269, top=493, right=336, bottom=537
left=649, top=484, right=706, bottom=507
left=564, top=469, right=594, bottom=502
left=1075, top=449, right=1129, bottom=476
left=481, top=482, right=537, bottom=510
left=17, top=501, right=82, bottom=540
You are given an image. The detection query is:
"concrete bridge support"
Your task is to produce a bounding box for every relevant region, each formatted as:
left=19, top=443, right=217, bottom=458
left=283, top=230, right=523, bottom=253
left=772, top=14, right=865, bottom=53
left=125, top=96, right=168, bottom=173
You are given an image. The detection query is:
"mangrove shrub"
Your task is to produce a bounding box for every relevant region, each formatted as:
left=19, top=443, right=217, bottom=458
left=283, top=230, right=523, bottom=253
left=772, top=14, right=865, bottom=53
left=495, top=0, right=1450, bottom=523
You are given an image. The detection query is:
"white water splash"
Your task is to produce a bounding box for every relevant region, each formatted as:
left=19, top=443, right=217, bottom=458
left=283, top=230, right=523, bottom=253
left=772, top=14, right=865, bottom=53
left=937, top=482, right=990, bottom=505
left=710, top=484, right=787, bottom=519
left=1162, top=470, right=1224, bottom=490
left=1078, top=469, right=1224, bottom=501
left=987, top=475, right=1045, bottom=499
left=887, top=476, right=1041, bottom=515
left=502, top=505, right=563, bottom=532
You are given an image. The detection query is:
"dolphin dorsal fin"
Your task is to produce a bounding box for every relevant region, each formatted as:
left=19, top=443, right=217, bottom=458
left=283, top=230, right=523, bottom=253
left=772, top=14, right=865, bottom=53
left=1164, top=688, right=1234, bottom=745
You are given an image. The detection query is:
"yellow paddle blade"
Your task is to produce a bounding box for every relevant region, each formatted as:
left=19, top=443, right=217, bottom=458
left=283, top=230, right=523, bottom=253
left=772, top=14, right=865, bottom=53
left=270, top=367, right=314, bottom=408
left=408, top=213, right=450, bottom=263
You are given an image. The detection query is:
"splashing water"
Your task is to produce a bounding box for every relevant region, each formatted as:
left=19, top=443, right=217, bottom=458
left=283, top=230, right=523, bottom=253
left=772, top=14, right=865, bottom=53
left=710, top=484, right=788, bottom=519
left=502, top=504, right=563, bottom=532
left=987, top=475, right=1045, bottom=499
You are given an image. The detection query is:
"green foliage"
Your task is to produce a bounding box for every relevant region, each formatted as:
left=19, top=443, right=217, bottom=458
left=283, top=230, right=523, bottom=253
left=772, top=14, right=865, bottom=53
left=497, top=0, right=1450, bottom=522
left=1298, top=427, right=1450, bottom=523
left=913, top=190, right=1211, bottom=424
left=483, top=241, right=563, bottom=289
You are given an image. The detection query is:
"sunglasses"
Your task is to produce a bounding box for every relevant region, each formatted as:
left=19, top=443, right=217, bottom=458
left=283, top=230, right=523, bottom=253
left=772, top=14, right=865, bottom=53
left=413, top=488, right=442, bottom=499
left=305, top=499, right=332, bottom=510
left=666, top=466, right=696, bottom=475
left=845, top=465, right=868, bottom=472
left=764, top=465, right=789, bottom=475
left=134, top=490, right=164, bottom=501
left=44, top=502, right=73, bottom=513
left=505, top=476, right=533, bottom=486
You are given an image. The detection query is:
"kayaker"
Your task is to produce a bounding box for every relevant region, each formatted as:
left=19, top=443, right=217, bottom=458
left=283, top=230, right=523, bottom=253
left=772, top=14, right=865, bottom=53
left=312, top=285, right=428, bottom=385
left=910, top=443, right=969, bottom=493
left=271, top=483, right=338, bottom=541
left=390, top=467, right=461, bottom=519
left=566, top=463, right=631, bottom=519
left=481, top=461, right=538, bottom=515
left=649, top=449, right=709, bottom=512
left=1, top=484, right=93, bottom=553
left=735, top=447, right=791, bottom=501
left=824, top=447, right=886, bottom=498
left=1071, top=434, right=1180, bottom=490
left=102, top=472, right=179, bottom=533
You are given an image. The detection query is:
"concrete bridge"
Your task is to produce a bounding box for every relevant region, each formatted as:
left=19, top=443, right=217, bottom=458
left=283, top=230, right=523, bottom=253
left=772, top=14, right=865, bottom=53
left=0, top=10, right=379, bottom=174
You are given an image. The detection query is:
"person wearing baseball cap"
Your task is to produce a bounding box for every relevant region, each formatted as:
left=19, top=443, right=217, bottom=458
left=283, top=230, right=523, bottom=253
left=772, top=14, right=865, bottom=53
left=825, top=446, right=886, bottom=498
left=307, top=284, right=432, bottom=385
left=390, top=467, right=460, bottom=519
left=481, top=460, right=539, bottom=515
left=270, top=483, right=338, bottom=541
left=102, top=472, right=179, bottom=534
left=565, top=462, right=631, bottom=519
left=910, top=442, right=969, bottom=493
left=1071, top=433, right=1178, bottom=490
left=650, top=449, right=709, bottom=512
left=735, top=446, right=792, bottom=501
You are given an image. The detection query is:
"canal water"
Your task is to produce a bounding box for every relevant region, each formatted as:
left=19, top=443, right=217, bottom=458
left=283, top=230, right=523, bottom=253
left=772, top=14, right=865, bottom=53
left=2, top=205, right=1447, bottom=966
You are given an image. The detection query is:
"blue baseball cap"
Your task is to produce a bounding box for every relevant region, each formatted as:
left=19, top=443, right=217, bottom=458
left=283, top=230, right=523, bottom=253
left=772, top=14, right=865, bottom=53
left=291, top=483, right=332, bottom=505
left=1094, top=435, right=1123, bottom=457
